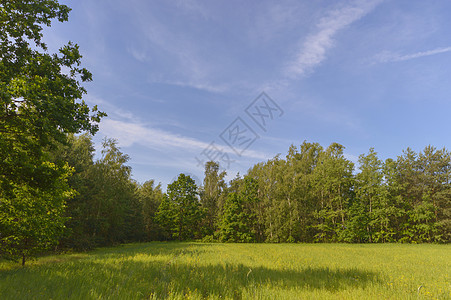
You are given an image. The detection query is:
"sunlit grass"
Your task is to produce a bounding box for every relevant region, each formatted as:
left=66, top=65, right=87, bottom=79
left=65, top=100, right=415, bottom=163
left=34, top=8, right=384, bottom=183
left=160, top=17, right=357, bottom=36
left=0, top=243, right=449, bottom=299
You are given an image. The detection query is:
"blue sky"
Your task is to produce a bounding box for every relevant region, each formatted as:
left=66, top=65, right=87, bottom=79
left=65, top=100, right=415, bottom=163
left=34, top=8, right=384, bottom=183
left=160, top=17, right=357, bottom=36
left=44, top=0, right=451, bottom=187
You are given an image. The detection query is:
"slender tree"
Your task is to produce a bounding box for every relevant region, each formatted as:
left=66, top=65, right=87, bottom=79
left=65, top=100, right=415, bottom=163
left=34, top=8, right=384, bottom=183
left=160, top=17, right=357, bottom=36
left=199, top=161, right=227, bottom=236
left=312, top=143, right=354, bottom=242
left=137, top=180, right=165, bottom=241
left=344, top=148, right=384, bottom=242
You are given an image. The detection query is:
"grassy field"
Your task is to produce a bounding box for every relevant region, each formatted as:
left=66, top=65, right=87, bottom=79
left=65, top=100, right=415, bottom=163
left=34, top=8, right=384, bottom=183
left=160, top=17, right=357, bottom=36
left=0, top=243, right=449, bottom=299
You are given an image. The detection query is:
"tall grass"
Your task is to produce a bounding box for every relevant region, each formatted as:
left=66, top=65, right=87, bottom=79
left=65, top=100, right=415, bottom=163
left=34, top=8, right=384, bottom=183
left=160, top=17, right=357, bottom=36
left=0, top=243, right=449, bottom=299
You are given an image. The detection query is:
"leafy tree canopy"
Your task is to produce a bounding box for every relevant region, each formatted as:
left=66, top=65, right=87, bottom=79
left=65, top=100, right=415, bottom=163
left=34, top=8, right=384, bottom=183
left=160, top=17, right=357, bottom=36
left=0, top=0, right=106, bottom=191
left=0, top=0, right=105, bottom=264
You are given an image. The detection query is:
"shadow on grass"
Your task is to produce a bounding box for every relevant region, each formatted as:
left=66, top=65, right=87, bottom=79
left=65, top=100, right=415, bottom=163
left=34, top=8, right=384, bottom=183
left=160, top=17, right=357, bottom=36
left=0, top=242, right=381, bottom=299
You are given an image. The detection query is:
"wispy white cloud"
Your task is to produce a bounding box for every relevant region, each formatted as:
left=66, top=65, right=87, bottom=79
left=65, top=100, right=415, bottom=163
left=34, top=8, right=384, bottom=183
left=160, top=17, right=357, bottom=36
left=101, top=119, right=208, bottom=150
left=154, top=79, right=229, bottom=93
left=173, top=0, right=211, bottom=20
left=285, top=0, right=383, bottom=78
left=374, top=46, right=451, bottom=63
left=85, top=95, right=136, bottom=121
left=99, top=118, right=270, bottom=160
left=126, top=46, right=148, bottom=62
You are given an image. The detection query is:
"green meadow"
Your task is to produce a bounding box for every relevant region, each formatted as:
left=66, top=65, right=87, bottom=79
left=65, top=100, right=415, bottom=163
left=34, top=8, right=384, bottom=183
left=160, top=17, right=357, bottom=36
left=0, top=243, right=449, bottom=299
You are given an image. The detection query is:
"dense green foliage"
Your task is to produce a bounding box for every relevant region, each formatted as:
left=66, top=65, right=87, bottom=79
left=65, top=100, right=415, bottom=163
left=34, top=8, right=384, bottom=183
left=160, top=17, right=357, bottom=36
left=156, top=174, right=204, bottom=240
left=137, top=180, right=165, bottom=241
left=0, top=0, right=104, bottom=190
left=238, top=142, right=450, bottom=243
left=48, top=136, right=450, bottom=248
left=3, top=132, right=450, bottom=265
left=199, top=161, right=227, bottom=236
left=218, top=178, right=259, bottom=242
left=0, top=0, right=105, bottom=264
left=1, top=242, right=449, bottom=299
left=0, top=162, right=72, bottom=265
left=51, top=135, right=147, bottom=250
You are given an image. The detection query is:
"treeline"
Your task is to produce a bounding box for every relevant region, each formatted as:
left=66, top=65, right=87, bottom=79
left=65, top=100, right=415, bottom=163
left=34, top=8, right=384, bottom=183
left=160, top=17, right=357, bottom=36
left=2, top=133, right=450, bottom=265
left=53, top=136, right=450, bottom=250
left=241, top=142, right=450, bottom=243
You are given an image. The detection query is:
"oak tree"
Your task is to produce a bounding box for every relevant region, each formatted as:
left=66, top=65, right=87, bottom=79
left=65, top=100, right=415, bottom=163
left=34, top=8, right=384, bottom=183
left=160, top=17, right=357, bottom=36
left=0, top=0, right=105, bottom=263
